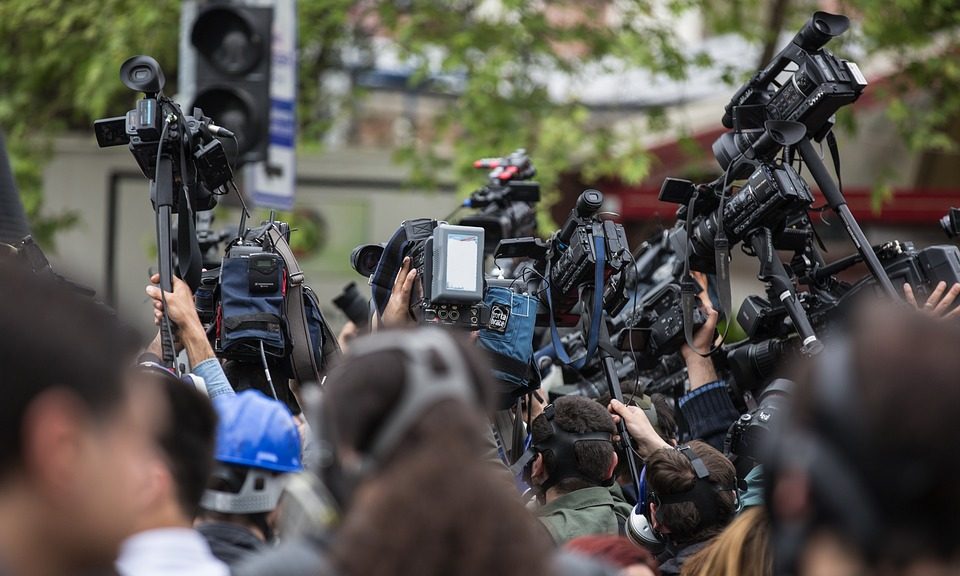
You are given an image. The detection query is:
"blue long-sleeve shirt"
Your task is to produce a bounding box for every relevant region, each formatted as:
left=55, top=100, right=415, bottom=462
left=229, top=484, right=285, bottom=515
left=192, top=357, right=236, bottom=399
left=677, top=380, right=739, bottom=451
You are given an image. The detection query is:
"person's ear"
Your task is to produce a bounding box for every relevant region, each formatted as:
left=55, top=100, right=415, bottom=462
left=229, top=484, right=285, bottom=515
left=606, top=451, right=619, bottom=481
left=650, top=502, right=670, bottom=533
left=140, top=457, right=170, bottom=511
left=266, top=506, right=280, bottom=533
left=531, top=453, right=546, bottom=485
left=21, top=390, right=88, bottom=502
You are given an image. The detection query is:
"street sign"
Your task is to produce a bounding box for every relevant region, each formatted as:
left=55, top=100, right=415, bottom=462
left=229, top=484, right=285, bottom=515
left=249, top=0, right=297, bottom=210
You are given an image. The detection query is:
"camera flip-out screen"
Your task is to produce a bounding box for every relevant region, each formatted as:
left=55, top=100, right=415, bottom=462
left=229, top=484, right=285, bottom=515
left=430, top=224, right=485, bottom=303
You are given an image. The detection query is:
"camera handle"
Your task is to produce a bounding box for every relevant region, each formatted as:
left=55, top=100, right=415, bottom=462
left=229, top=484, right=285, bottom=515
left=750, top=229, right=823, bottom=356
left=597, top=318, right=643, bottom=498
left=796, top=138, right=899, bottom=300
left=152, top=150, right=179, bottom=370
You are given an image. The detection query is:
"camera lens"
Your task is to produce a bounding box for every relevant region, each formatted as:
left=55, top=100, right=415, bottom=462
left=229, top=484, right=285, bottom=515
left=690, top=211, right=721, bottom=262
left=119, top=55, right=165, bottom=94
left=332, top=282, right=371, bottom=330
left=350, top=244, right=385, bottom=277
left=939, top=208, right=960, bottom=239
left=576, top=190, right=604, bottom=217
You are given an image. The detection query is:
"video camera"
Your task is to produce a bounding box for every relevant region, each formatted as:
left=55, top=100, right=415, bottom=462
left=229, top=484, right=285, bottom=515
left=715, top=11, right=868, bottom=179
left=458, top=148, right=541, bottom=253
left=408, top=220, right=488, bottom=328
left=94, top=55, right=239, bottom=367
left=497, top=189, right=631, bottom=327
left=724, top=378, right=792, bottom=483
left=332, top=282, right=372, bottom=332
left=661, top=161, right=815, bottom=273
left=714, top=237, right=960, bottom=398
left=614, top=12, right=877, bottom=370
left=94, top=56, right=233, bottom=217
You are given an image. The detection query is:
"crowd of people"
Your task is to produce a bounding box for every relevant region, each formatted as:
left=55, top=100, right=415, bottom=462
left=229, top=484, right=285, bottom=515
left=4, top=242, right=960, bottom=576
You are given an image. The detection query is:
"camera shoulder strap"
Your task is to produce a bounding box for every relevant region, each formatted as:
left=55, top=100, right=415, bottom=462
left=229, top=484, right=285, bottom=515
left=544, top=233, right=606, bottom=369
left=266, top=226, right=321, bottom=386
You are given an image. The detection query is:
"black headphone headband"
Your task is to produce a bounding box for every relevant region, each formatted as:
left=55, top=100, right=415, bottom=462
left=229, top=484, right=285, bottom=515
left=651, top=444, right=737, bottom=530
left=533, top=403, right=615, bottom=491
left=316, top=328, right=478, bottom=511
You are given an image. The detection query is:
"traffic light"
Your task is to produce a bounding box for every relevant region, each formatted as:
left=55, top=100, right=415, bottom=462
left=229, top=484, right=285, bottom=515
left=188, top=2, right=273, bottom=167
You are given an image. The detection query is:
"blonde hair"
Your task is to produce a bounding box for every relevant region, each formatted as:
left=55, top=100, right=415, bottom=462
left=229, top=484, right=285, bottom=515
left=681, top=507, right=771, bottom=576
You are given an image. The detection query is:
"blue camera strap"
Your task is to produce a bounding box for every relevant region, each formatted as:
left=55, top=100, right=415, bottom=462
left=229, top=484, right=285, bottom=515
left=545, top=234, right=606, bottom=369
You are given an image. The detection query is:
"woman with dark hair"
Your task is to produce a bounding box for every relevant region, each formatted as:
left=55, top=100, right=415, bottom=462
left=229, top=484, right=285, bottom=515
left=236, top=327, right=551, bottom=576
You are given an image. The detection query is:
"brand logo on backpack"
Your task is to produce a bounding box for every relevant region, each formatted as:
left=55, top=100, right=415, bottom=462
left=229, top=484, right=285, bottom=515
left=489, top=303, right=511, bottom=334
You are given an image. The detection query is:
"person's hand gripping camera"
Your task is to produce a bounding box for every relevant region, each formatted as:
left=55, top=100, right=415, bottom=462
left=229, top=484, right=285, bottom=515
left=145, top=273, right=216, bottom=365
left=681, top=271, right=720, bottom=391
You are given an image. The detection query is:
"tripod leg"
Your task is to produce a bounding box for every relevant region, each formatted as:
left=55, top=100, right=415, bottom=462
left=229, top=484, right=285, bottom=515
left=796, top=138, right=899, bottom=300
left=750, top=230, right=822, bottom=356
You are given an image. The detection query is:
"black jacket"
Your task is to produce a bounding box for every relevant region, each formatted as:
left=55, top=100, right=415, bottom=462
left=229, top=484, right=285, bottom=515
left=197, top=522, right=264, bottom=567
left=657, top=539, right=711, bottom=576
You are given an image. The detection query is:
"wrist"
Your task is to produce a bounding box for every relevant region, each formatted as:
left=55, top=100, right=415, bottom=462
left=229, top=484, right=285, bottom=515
left=635, top=436, right=671, bottom=460
left=686, top=355, right=719, bottom=391
left=145, top=332, right=164, bottom=358
left=181, top=321, right=215, bottom=364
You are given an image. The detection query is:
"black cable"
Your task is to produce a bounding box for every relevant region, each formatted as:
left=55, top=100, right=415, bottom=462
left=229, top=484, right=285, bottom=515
left=259, top=340, right=279, bottom=400
left=226, top=133, right=240, bottom=172
left=443, top=204, right=465, bottom=223
left=229, top=180, right=251, bottom=239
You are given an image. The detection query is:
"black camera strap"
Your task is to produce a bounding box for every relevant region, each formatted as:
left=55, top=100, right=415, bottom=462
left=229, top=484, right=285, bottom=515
left=174, top=106, right=203, bottom=292
left=681, top=194, right=700, bottom=354
left=682, top=170, right=734, bottom=359
left=826, top=131, right=843, bottom=194
left=714, top=239, right=732, bottom=330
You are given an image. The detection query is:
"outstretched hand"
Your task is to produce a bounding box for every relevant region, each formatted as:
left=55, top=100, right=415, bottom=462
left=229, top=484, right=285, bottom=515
left=680, top=271, right=720, bottom=360
left=904, top=281, right=960, bottom=320
left=680, top=271, right=721, bottom=390
left=380, top=256, right=417, bottom=328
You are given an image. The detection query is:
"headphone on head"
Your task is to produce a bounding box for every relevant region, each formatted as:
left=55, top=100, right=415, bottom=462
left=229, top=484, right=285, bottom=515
left=513, top=402, right=615, bottom=496
left=628, top=443, right=740, bottom=553
left=316, top=328, right=478, bottom=507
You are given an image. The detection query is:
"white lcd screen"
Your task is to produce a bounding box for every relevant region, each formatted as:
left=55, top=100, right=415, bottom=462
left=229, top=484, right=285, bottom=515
left=445, top=233, right=480, bottom=292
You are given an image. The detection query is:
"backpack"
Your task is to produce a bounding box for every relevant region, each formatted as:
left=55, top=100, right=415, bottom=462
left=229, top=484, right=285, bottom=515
left=215, top=221, right=339, bottom=385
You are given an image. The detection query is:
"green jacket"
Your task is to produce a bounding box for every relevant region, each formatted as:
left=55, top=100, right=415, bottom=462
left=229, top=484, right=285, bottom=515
left=536, top=486, right=634, bottom=545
